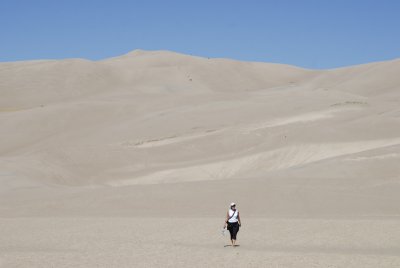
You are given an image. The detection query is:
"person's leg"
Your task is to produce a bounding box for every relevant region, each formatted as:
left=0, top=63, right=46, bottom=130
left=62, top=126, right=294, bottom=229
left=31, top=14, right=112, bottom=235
left=228, top=224, right=234, bottom=246
left=232, top=223, right=239, bottom=246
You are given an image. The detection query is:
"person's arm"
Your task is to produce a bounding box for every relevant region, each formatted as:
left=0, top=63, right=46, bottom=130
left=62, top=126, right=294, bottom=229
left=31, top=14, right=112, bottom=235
left=224, top=211, right=229, bottom=228
left=238, top=211, right=241, bottom=226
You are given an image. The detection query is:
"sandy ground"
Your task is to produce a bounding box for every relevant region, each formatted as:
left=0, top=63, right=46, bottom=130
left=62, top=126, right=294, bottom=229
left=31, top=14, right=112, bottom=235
left=1, top=50, right=400, bottom=267
left=1, top=218, right=400, bottom=268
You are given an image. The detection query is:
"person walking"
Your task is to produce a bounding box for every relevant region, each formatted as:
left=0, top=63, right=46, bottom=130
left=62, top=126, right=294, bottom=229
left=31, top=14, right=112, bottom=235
left=223, top=202, right=241, bottom=247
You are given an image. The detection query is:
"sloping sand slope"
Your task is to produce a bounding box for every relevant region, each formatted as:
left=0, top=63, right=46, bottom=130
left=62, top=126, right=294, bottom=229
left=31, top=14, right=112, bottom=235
left=1, top=51, right=400, bottom=267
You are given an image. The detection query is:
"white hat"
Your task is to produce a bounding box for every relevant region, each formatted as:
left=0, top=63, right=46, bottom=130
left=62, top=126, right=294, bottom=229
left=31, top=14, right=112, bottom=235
left=230, top=202, right=236, bottom=207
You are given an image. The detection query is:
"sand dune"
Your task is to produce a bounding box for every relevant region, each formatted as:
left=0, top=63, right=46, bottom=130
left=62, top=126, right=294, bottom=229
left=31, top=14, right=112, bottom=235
left=1, top=50, right=400, bottom=267
left=109, top=137, right=400, bottom=186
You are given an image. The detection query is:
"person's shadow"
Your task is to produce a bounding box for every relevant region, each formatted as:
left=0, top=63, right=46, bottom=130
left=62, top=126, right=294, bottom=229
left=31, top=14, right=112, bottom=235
left=224, top=245, right=240, bottom=247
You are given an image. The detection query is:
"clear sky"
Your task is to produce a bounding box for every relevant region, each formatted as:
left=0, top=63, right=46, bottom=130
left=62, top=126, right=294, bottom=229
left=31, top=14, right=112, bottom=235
left=1, top=0, right=399, bottom=69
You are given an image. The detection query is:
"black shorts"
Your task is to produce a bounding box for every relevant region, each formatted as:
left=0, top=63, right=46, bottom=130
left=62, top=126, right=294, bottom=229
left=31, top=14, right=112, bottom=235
left=227, top=222, right=240, bottom=240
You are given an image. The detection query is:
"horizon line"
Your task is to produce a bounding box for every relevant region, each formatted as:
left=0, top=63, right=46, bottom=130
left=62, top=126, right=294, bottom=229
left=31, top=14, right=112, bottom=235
left=1, top=49, right=399, bottom=71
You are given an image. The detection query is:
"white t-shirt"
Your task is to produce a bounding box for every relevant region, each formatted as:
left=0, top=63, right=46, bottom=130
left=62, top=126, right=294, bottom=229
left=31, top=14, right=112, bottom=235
left=227, top=209, right=239, bottom=223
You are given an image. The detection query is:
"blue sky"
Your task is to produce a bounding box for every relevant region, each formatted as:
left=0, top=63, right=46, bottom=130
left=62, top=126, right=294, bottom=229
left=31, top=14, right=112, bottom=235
left=0, top=0, right=399, bottom=69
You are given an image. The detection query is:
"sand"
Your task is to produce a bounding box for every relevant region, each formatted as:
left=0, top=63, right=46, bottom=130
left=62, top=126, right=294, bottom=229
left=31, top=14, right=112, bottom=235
left=1, top=218, right=400, bottom=268
left=1, top=50, right=400, bottom=267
